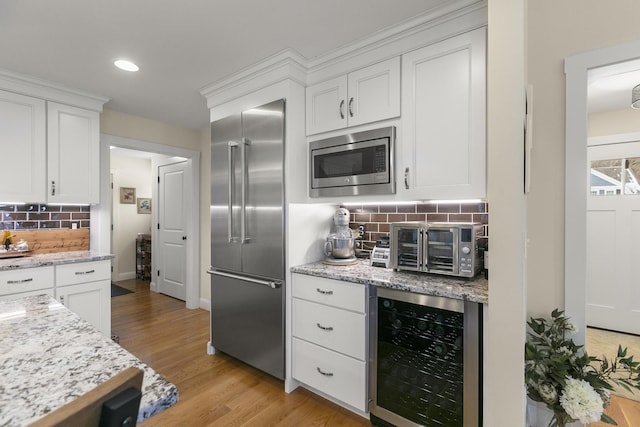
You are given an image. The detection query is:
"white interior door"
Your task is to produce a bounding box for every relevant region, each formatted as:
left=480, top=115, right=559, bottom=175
left=587, top=141, right=640, bottom=334
left=157, top=161, right=188, bottom=300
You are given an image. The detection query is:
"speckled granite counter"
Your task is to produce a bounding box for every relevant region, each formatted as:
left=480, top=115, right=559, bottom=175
left=291, top=260, right=488, bottom=304
left=0, top=250, right=113, bottom=271
left=0, top=295, right=178, bottom=426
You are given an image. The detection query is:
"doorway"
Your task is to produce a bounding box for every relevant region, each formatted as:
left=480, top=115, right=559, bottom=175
left=93, top=133, right=201, bottom=309
left=564, top=39, right=640, bottom=345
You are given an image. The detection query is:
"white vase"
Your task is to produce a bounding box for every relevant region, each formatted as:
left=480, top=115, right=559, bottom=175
left=526, top=399, right=582, bottom=427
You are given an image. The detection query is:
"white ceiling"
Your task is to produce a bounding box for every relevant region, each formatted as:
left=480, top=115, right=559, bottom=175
left=588, top=58, right=640, bottom=113
left=0, top=0, right=452, bottom=130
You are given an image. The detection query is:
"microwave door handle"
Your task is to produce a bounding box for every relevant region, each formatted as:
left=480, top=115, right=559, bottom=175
left=227, top=141, right=240, bottom=243
left=241, top=137, right=251, bottom=244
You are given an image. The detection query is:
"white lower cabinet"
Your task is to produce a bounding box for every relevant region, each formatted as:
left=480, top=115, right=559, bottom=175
left=56, top=280, right=110, bottom=336
left=292, top=338, right=367, bottom=411
left=0, top=260, right=111, bottom=336
left=55, top=261, right=111, bottom=336
left=291, top=273, right=368, bottom=413
left=0, top=266, right=54, bottom=298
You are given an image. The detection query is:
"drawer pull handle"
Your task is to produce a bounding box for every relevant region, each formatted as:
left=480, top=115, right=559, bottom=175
left=316, top=288, right=333, bottom=295
left=316, top=323, right=334, bottom=332
left=7, top=278, right=33, bottom=284
left=75, top=269, right=96, bottom=275
left=316, top=367, right=334, bottom=377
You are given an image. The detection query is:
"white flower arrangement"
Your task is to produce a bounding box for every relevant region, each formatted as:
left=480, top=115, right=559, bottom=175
left=525, top=309, right=640, bottom=427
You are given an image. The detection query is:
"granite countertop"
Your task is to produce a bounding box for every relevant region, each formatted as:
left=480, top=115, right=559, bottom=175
left=0, top=250, right=113, bottom=271
left=0, top=295, right=178, bottom=426
left=291, top=259, right=488, bottom=304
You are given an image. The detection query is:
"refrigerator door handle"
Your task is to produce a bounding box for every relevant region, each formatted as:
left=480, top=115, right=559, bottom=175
left=241, top=137, right=252, bottom=244
left=207, top=268, right=281, bottom=289
left=227, top=140, right=240, bottom=243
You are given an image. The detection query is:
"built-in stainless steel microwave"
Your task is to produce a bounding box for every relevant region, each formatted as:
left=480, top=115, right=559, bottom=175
left=309, top=126, right=395, bottom=197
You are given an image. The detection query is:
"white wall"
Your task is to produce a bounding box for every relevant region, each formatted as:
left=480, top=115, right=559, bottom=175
left=111, top=154, right=153, bottom=280
left=485, top=1, right=527, bottom=425
left=589, top=108, right=640, bottom=137
left=526, top=1, right=640, bottom=315
left=101, top=109, right=201, bottom=151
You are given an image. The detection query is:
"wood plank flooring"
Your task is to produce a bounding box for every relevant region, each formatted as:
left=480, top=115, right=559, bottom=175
left=111, top=279, right=370, bottom=426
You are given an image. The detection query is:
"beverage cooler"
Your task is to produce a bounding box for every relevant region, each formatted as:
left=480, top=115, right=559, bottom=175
left=369, top=287, right=482, bottom=427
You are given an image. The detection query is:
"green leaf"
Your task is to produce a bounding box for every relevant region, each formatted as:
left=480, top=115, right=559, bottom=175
left=600, top=412, right=618, bottom=425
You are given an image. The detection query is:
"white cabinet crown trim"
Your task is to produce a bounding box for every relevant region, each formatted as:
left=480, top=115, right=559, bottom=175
left=200, top=0, right=487, bottom=109
left=0, top=68, right=108, bottom=112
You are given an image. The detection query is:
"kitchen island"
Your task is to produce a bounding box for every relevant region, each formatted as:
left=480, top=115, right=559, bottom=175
left=0, top=294, right=178, bottom=426
left=291, top=259, right=488, bottom=304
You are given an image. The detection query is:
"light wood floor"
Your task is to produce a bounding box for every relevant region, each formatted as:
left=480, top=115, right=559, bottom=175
left=586, top=328, right=640, bottom=426
left=111, top=279, right=370, bottom=426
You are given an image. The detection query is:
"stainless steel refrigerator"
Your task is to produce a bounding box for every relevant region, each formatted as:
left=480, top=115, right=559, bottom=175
left=207, top=99, right=285, bottom=380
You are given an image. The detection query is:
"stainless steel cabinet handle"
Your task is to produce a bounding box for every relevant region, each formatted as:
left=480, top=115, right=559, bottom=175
left=7, top=278, right=33, bottom=284
left=404, top=167, right=410, bottom=190
left=74, top=269, right=95, bottom=275
left=240, top=138, right=251, bottom=244
left=348, top=97, right=354, bottom=117
left=51, top=180, right=56, bottom=196
left=59, top=295, right=65, bottom=305
left=316, top=323, right=334, bottom=331
left=227, top=140, right=240, bottom=243
left=316, top=367, right=334, bottom=377
left=206, top=269, right=281, bottom=289
left=339, top=100, right=345, bottom=119
left=316, top=288, right=333, bottom=295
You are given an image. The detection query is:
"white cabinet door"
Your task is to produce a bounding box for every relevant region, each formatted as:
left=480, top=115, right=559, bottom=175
left=0, top=90, right=46, bottom=202
left=306, top=75, right=348, bottom=135
left=347, top=57, right=400, bottom=128
left=47, top=102, right=100, bottom=204
left=400, top=27, right=486, bottom=200
left=305, top=57, right=400, bottom=135
left=57, top=280, right=110, bottom=336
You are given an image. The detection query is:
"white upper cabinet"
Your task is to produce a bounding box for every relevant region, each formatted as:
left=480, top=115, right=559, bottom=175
left=306, top=57, right=400, bottom=135
left=0, top=90, right=46, bottom=202
left=47, top=102, right=100, bottom=204
left=400, top=27, right=486, bottom=200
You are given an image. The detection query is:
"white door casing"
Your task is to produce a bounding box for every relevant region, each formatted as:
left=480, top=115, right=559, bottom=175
left=157, top=161, right=188, bottom=301
left=96, top=133, right=200, bottom=310
left=565, top=39, right=640, bottom=346
left=586, top=140, right=640, bottom=334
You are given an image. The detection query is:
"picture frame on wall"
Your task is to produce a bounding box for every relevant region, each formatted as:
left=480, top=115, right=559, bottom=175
left=120, top=187, right=136, bottom=204
left=137, top=198, right=151, bottom=214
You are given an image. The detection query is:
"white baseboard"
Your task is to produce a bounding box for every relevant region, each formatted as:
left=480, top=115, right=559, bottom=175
left=150, top=281, right=157, bottom=292
left=116, top=272, right=136, bottom=281
left=200, top=298, right=211, bottom=311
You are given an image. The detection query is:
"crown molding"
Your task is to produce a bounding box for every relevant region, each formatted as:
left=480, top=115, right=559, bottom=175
left=307, top=0, right=486, bottom=69
left=306, top=0, right=487, bottom=84
left=0, top=68, right=109, bottom=112
left=200, top=49, right=308, bottom=109
left=200, top=0, right=487, bottom=109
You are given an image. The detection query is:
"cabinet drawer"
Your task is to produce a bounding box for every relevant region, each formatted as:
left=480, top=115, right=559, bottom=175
left=292, top=338, right=367, bottom=412
left=0, top=288, right=54, bottom=301
left=293, top=298, right=366, bottom=360
left=292, top=274, right=365, bottom=313
left=0, top=266, right=54, bottom=296
left=56, top=261, right=110, bottom=286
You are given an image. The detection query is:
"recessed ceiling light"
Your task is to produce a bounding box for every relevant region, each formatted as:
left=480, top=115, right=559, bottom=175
left=114, top=59, right=139, bottom=72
